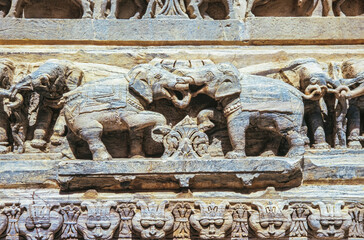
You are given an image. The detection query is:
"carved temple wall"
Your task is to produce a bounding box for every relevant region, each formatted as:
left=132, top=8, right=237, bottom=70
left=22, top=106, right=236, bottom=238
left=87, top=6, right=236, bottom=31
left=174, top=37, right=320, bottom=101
left=0, top=0, right=364, bottom=239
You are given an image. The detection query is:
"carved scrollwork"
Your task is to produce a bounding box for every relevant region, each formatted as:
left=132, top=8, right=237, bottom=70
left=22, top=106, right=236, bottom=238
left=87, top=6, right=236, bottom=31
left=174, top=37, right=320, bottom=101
left=117, top=203, right=135, bottom=240
left=18, top=203, right=63, bottom=240
left=348, top=203, right=364, bottom=238
left=172, top=202, right=192, bottom=240
left=308, top=201, right=352, bottom=239
left=59, top=204, right=81, bottom=240
left=289, top=203, right=311, bottom=237
left=2, top=204, right=24, bottom=240
left=231, top=204, right=249, bottom=239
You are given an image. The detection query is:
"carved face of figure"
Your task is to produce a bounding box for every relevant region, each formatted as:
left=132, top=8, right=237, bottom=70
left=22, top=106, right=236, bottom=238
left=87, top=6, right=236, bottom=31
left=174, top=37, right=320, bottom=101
left=132, top=201, right=174, bottom=240
left=190, top=201, right=233, bottom=240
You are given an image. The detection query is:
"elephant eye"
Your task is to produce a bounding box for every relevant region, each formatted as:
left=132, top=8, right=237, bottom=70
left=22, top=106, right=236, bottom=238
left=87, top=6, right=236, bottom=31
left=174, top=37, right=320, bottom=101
left=154, top=74, right=162, bottom=79
left=205, top=71, right=215, bottom=80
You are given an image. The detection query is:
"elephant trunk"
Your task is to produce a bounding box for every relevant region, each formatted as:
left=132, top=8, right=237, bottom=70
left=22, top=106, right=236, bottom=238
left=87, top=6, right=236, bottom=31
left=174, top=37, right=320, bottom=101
left=302, top=84, right=327, bottom=100
left=171, top=90, right=192, bottom=109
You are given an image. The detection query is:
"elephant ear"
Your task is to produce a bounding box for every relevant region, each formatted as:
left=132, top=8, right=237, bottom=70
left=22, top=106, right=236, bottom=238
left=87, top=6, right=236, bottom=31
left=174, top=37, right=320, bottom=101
left=128, top=65, right=153, bottom=104
left=64, top=65, right=85, bottom=91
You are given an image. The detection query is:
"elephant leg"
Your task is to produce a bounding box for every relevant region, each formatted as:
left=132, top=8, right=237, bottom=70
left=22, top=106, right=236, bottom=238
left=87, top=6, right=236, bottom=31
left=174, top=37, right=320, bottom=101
left=123, top=111, right=170, bottom=156
left=0, top=110, right=10, bottom=153
left=76, top=118, right=112, bottom=160
left=129, top=130, right=144, bottom=157
left=94, top=0, right=108, bottom=19
left=347, top=104, right=362, bottom=149
left=132, top=0, right=145, bottom=19
left=333, top=0, right=345, bottom=16
left=225, top=111, right=250, bottom=159
left=305, top=103, right=330, bottom=149
left=50, top=109, right=66, bottom=146
left=31, top=107, right=53, bottom=149
left=107, top=0, right=117, bottom=19
left=322, top=0, right=333, bottom=16
left=80, top=0, right=93, bottom=18
left=142, top=0, right=156, bottom=18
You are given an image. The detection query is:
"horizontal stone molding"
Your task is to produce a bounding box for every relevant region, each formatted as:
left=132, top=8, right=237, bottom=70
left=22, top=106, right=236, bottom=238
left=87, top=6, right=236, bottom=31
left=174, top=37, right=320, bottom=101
left=0, top=18, right=364, bottom=45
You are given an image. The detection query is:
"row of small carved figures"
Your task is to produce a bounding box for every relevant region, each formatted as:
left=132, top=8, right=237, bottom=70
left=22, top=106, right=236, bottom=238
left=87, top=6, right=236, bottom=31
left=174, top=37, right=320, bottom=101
left=0, top=200, right=363, bottom=239
left=0, top=0, right=357, bottom=20
left=0, top=58, right=364, bottom=160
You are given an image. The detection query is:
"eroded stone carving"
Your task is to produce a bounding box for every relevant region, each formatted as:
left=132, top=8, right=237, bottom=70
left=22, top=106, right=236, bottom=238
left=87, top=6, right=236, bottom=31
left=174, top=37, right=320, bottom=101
left=190, top=201, right=233, bottom=239
left=11, top=59, right=84, bottom=152
left=249, top=201, right=292, bottom=238
left=6, top=0, right=93, bottom=18
left=348, top=203, right=364, bottom=238
left=188, top=62, right=309, bottom=158
left=161, top=115, right=210, bottom=159
left=308, top=201, right=352, bottom=239
left=2, top=204, right=23, bottom=240
left=132, top=200, right=174, bottom=239
left=18, top=204, right=63, bottom=240
left=289, top=203, right=311, bottom=237
left=77, top=201, right=120, bottom=240
left=231, top=204, right=249, bottom=239
left=172, top=202, right=192, bottom=239
left=117, top=203, right=135, bottom=239
left=63, top=63, right=192, bottom=160
left=59, top=205, right=81, bottom=240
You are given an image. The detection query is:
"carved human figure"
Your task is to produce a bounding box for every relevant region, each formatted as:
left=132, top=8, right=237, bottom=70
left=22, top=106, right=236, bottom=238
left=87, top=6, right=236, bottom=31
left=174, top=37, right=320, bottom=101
left=0, top=59, right=15, bottom=153
left=5, top=0, right=93, bottom=18
left=186, top=62, right=316, bottom=158
left=338, top=59, right=364, bottom=148
left=282, top=58, right=339, bottom=149
left=63, top=63, right=192, bottom=160
left=10, top=59, right=84, bottom=151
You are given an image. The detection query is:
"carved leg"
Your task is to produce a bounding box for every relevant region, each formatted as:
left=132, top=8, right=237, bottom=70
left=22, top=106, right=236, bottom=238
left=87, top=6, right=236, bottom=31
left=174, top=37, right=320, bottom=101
left=333, top=0, right=345, bottom=16
left=223, top=0, right=235, bottom=19
left=305, top=103, right=330, bottom=149
left=124, top=111, right=169, bottom=156
left=6, top=0, right=23, bottom=18
left=31, top=107, right=53, bottom=149
left=186, top=0, right=203, bottom=19
left=225, top=111, right=250, bottom=159
left=322, top=0, right=334, bottom=16
left=94, top=0, right=109, bottom=19
left=0, top=110, right=10, bottom=153
left=107, top=0, right=117, bottom=19
left=347, top=104, right=362, bottom=149
left=131, top=0, right=145, bottom=19
left=76, top=119, right=112, bottom=160
left=50, top=110, right=66, bottom=146
left=80, top=0, right=93, bottom=18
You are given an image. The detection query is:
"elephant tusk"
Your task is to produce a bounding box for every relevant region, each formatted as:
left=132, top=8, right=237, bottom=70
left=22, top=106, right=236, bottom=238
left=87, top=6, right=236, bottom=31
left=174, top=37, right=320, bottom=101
left=172, top=90, right=192, bottom=109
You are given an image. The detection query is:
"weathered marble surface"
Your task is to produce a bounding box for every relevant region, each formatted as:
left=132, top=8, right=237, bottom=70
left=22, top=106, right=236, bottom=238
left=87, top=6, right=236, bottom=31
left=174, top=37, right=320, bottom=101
left=1, top=18, right=364, bottom=45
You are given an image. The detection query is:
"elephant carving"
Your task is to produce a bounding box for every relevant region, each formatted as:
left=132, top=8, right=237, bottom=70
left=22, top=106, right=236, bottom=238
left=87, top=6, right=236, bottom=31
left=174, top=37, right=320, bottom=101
left=186, top=0, right=235, bottom=19
left=5, top=0, right=93, bottom=18
left=63, top=63, right=192, bottom=160
left=96, top=0, right=147, bottom=19
left=0, top=59, right=15, bottom=153
left=338, top=59, right=364, bottom=149
left=11, top=59, right=85, bottom=151
left=0, top=0, right=10, bottom=17
left=281, top=58, right=339, bottom=149
left=184, top=62, right=322, bottom=158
